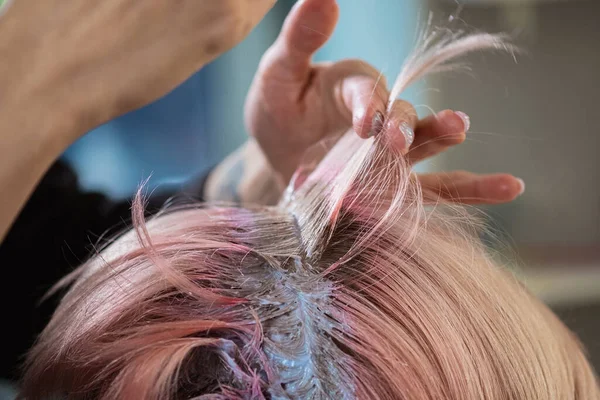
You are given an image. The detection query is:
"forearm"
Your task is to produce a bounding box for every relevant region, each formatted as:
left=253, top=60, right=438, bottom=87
left=204, top=140, right=284, bottom=206
left=0, top=94, right=76, bottom=243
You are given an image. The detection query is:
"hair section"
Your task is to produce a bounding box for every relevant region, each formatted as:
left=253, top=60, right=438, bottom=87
left=20, top=30, right=599, bottom=400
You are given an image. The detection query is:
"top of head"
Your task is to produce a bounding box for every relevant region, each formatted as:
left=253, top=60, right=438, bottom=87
left=21, top=30, right=598, bottom=400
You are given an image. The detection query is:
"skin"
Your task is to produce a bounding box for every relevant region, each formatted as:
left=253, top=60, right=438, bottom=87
left=0, top=0, right=278, bottom=242
left=0, top=0, right=523, bottom=242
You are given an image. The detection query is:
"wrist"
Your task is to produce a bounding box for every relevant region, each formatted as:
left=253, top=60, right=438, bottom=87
left=205, top=140, right=285, bottom=205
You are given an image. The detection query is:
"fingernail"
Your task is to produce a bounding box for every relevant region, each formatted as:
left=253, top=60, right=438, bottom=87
left=399, top=121, right=415, bottom=148
left=516, top=178, right=526, bottom=196
left=369, top=112, right=384, bottom=137
left=455, top=111, right=471, bottom=133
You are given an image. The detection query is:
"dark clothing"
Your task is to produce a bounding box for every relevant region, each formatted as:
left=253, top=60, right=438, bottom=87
left=0, top=161, right=209, bottom=381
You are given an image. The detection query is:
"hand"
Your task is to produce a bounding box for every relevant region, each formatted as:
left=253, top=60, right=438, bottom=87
left=0, top=0, right=276, bottom=146
left=245, top=0, right=524, bottom=205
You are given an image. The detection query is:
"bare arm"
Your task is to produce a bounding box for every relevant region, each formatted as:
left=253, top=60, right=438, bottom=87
left=0, top=81, right=77, bottom=242
left=0, top=0, right=276, bottom=243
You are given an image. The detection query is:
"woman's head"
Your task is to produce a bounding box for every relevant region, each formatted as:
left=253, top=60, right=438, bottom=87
left=21, top=32, right=599, bottom=399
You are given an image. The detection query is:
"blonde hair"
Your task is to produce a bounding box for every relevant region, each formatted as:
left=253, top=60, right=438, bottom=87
left=21, top=31, right=599, bottom=399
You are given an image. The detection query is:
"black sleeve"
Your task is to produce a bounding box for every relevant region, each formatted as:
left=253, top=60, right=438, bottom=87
left=0, top=160, right=211, bottom=381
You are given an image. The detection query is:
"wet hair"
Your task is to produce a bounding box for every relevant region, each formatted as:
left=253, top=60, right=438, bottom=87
left=21, top=31, right=599, bottom=399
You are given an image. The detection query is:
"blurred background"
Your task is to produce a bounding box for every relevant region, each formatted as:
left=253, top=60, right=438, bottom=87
left=61, top=0, right=599, bottom=370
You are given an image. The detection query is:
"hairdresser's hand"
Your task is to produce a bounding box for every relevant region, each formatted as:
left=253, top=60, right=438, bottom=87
left=246, top=0, right=524, bottom=205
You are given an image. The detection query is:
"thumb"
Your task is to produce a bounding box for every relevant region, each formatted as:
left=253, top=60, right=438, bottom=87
left=262, top=0, right=339, bottom=81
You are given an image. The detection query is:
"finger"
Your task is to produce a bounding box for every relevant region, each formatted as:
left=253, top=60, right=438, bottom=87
left=418, top=171, right=525, bottom=205
left=382, top=100, right=419, bottom=152
left=320, top=59, right=388, bottom=135
left=333, top=65, right=418, bottom=149
left=407, top=110, right=471, bottom=164
left=338, top=74, right=389, bottom=139
left=262, top=0, right=339, bottom=81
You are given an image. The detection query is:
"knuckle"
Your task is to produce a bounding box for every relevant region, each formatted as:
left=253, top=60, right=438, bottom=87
left=389, top=100, right=417, bottom=123
left=404, top=105, right=418, bottom=122
left=453, top=170, right=472, bottom=179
